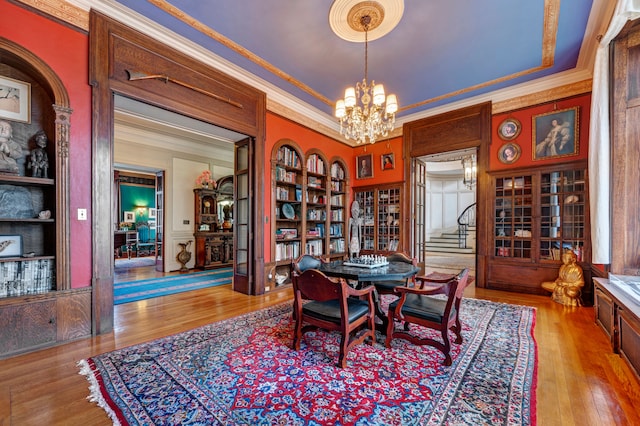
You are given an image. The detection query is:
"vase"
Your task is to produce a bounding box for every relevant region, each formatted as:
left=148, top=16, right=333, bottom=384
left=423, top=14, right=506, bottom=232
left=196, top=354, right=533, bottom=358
left=176, top=240, right=192, bottom=272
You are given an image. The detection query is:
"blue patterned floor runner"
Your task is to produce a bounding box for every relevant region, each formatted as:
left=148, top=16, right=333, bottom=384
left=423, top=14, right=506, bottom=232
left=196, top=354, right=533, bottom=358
left=114, top=268, right=233, bottom=304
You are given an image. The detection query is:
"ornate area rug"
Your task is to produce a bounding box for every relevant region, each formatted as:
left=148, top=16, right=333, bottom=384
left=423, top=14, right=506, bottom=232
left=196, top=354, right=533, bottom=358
left=79, top=298, right=537, bottom=425
left=114, top=268, right=233, bottom=305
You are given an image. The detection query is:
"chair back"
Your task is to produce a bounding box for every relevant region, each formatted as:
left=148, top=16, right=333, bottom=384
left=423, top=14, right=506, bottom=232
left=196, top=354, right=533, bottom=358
left=137, top=224, right=150, bottom=243
left=386, top=252, right=415, bottom=265
left=292, top=269, right=342, bottom=303
left=292, top=254, right=323, bottom=274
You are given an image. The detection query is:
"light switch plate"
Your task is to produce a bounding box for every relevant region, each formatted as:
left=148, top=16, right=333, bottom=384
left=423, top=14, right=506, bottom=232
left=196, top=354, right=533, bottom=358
left=77, top=208, right=87, bottom=221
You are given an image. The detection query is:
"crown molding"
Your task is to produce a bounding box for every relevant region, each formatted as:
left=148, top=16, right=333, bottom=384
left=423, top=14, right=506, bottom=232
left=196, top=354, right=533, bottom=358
left=21, top=0, right=599, bottom=146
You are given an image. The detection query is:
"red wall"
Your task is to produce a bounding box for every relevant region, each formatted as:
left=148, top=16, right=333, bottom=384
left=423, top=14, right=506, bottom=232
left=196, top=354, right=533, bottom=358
left=490, top=93, right=591, bottom=171
left=2, top=1, right=92, bottom=288
left=350, top=136, right=404, bottom=188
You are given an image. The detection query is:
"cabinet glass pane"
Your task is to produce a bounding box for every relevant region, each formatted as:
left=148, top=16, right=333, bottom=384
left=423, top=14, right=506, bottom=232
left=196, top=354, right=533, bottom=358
left=494, top=175, right=532, bottom=258
left=539, top=169, right=586, bottom=261
left=355, top=190, right=375, bottom=251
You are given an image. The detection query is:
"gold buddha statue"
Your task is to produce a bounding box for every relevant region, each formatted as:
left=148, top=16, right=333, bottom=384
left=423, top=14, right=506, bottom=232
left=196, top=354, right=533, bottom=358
left=541, top=249, right=584, bottom=307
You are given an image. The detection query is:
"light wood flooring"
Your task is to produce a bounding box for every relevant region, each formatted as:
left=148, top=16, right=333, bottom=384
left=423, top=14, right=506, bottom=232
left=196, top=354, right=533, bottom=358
left=1, top=267, right=640, bottom=425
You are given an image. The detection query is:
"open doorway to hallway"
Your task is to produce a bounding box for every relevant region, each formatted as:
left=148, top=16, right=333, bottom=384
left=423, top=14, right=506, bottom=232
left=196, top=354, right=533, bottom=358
left=421, top=148, right=477, bottom=276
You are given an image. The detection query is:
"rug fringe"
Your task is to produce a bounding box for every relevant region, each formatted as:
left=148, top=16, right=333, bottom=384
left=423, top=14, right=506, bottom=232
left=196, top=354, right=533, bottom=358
left=77, top=359, right=122, bottom=426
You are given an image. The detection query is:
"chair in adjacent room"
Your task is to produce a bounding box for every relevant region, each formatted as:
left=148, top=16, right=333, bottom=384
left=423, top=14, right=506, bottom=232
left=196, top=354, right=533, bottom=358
left=291, top=268, right=376, bottom=368
left=124, top=231, right=138, bottom=259
left=385, top=268, right=470, bottom=366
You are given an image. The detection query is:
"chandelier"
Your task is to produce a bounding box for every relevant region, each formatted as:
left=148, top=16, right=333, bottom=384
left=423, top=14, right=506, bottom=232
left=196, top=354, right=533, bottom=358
left=335, top=15, right=398, bottom=145
left=461, top=155, right=477, bottom=190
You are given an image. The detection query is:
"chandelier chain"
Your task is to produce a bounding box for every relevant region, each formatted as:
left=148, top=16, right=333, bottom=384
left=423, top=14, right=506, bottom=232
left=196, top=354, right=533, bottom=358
left=334, top=14, right=398, bottom=145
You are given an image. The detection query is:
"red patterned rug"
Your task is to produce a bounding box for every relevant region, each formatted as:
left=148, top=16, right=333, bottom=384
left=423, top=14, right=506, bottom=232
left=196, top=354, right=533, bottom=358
left=79, top=297, right=537, bottom=425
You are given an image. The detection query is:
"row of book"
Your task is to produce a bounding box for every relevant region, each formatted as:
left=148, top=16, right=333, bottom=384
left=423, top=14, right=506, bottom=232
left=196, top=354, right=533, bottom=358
left=330, top=163, right=345, bottom=179
left=275, top=241, right=300, bottom=261
left=275, top=166, right=298, bottom=183
left=0, top=259, right=55, bottom=298
left=306, top=154, right=326, bottom=175
left=277, top=147, right=301, bottom=168
left=329, top=238, right=345, bottom=254
left=304, top=240, right=324, bottom=255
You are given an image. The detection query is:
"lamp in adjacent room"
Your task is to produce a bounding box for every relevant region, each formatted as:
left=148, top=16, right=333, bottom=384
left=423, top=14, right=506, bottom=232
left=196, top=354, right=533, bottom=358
left=461, top=155, right=477, bottom=190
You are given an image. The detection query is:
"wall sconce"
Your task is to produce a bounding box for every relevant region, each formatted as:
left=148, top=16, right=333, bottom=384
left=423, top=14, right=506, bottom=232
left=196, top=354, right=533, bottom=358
left=461, top=155, right=477, bottom=190
left=136, top=206, right=147, bottom=216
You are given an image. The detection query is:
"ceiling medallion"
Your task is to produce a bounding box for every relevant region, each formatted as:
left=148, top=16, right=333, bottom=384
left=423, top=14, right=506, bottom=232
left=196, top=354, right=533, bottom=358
left=329, top=0, right=404, bottom=42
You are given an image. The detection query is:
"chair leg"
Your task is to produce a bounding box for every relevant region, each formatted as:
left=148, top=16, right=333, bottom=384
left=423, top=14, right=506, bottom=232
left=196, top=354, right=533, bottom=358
left=441, top=328, right=452, bottom=366
left=292, top=317, right=303, bottom=351
left=338, top=333, right=349, bottom=368
left=385, top=308, right=396, bottom=348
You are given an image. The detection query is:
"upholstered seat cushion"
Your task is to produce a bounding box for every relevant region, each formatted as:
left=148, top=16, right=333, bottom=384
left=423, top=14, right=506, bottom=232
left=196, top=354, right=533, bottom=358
left=296, top=255, right=322, bottom=272
left=389, top=294, right=455, bottom=323
left=303, top=299, right=371, bottom=323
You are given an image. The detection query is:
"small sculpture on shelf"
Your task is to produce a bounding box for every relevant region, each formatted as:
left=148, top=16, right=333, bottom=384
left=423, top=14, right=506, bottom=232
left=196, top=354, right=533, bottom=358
left=28, top=130, right=49, bottom=178
left=0, top=120, right=22, bottom=174
left=541, top=249, right=585, bottom=307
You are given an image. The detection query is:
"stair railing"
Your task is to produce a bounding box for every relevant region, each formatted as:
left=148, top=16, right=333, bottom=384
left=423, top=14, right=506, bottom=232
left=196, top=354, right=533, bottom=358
left=457, top=203, right=476, bottom=248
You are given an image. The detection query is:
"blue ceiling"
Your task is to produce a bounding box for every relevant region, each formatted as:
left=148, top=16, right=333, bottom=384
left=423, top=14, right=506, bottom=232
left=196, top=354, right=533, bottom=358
left=110, top=0, right=596, bottom=120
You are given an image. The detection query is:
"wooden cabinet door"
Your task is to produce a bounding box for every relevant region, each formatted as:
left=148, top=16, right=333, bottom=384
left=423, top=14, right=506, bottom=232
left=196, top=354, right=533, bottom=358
left=0, top=299, right=56, bottom=357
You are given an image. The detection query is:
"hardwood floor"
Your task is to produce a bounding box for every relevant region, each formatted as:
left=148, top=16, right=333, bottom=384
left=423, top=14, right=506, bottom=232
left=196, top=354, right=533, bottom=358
left=1, top=280, right=639, bottom=425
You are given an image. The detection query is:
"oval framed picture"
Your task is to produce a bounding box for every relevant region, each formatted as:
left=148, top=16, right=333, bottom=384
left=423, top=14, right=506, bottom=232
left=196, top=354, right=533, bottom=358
left=498, top=142, right=521, bottom=164
left=497, top=117, right=522, bottom=141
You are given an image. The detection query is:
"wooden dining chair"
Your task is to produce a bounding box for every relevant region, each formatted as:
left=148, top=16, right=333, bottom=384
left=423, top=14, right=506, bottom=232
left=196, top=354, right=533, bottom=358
left=385, top=268, right=470, bottom=366
left=291, top=268, right=376, bottom=368
left=370, top=252, right=417, bottom=296
left=291, top=254, right=325, bottom=274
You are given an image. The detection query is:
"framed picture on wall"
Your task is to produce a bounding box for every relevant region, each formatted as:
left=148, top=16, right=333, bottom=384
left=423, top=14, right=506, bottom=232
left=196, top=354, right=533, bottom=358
left=381, top=153, right=395, bottom=170
left=124, top=211, right=135, bottom=223
left=356, top=153, right=374, bottom=179
left=0, top=75, right=31, bottom=123
left=498, top=142, right=521, bottom=164
left=532, top=107, right=579, bottom=160
left=497, top=117, right=521, bottom=141
left=148, top=208, right=156, bottom=219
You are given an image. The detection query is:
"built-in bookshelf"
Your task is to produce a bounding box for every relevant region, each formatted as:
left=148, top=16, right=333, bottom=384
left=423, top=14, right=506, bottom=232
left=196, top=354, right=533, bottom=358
left=329, top=161, right=347, bottom=259
left=270, top=143, right=349, bottom=291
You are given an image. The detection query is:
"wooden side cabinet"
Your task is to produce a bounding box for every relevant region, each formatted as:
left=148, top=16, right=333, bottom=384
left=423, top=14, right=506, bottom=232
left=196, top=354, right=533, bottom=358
left=594, top=277, right=640, bottom=382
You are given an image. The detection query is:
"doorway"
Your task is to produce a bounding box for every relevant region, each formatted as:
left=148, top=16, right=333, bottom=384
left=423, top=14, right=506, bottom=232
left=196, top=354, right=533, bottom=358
left=421, top=148, right=477, bottom=275
left=113, top=96, right=239, bottom=283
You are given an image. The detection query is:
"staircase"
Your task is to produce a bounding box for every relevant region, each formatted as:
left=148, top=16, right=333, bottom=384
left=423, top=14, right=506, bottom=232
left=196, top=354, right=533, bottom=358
left=426, top=227, right=476, bottom=254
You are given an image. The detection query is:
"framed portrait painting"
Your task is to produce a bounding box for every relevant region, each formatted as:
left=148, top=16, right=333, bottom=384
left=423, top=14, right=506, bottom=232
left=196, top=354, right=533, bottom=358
left=498, top=142, right=521, bottom=164
left=0, top=76, right=31, bottom=123
left=532, top=107, right=579, bottom=160
left=381, top=153, right=395, bottom=170
left=497, top=117, right=521, bottom=141
left=356, top=153, right=373, bottom=179
left=124, top=211, right=135, bottom=223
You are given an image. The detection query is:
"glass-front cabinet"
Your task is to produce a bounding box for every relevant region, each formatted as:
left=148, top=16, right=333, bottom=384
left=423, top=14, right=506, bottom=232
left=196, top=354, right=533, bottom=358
left=488, top=162, right=591, bottom=302
left=494, top=174, right=533, bottom=259
left=539, top=169, right=586, bottom=262
left=354, top=184, right=403, bottom=253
